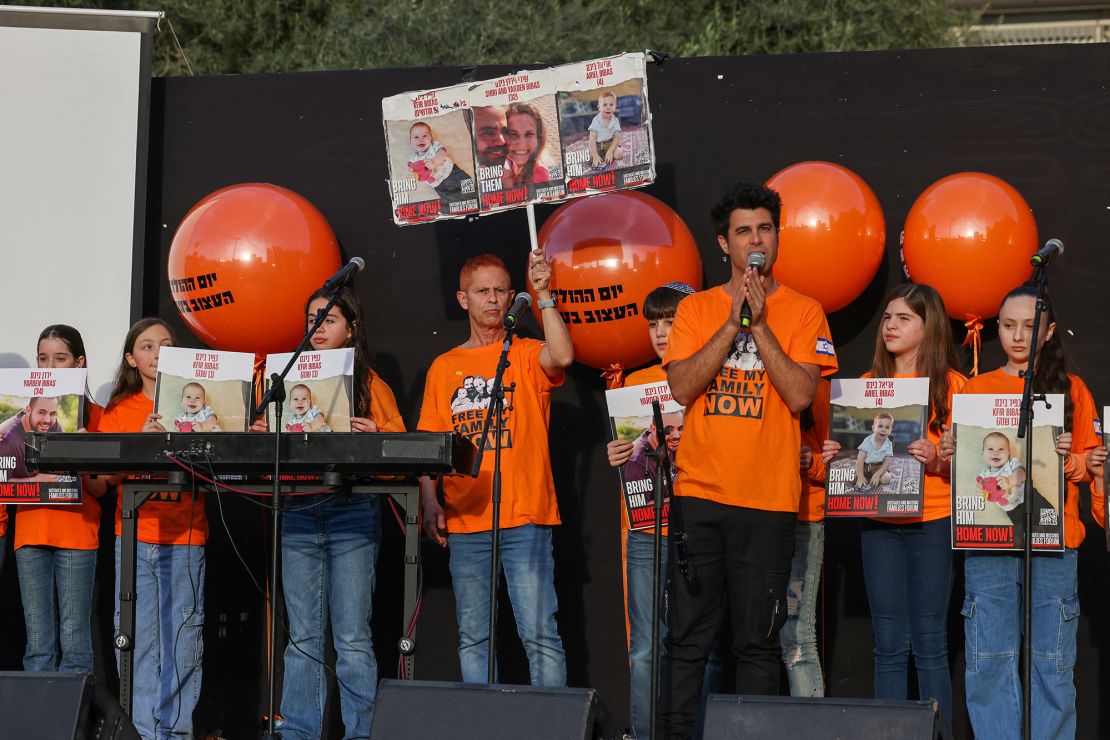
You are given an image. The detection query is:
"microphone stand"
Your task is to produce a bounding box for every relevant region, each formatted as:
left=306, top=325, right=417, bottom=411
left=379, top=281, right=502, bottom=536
left=1016, top=263, right=1049, bottom=740
left=648, top=400, right=672, bottom=740
left=470, top=325, right=517, bottom=684
left=254, top=284, right=346, bottom=739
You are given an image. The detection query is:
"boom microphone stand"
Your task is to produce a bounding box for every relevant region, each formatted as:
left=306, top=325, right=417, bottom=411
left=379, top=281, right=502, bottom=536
left=254, top=283, right=346, bottom=739
left=1016, top=260, right=1050, bottom=740
left=470, top=324, right=517, bottom=683
left=648, top=400, right=672, bottom=740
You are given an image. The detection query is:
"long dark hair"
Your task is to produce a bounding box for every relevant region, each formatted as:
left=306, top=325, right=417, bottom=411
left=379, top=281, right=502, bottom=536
left=504, top=101, right=545, bottom=186
left=38, top=324, right=93, bottom=403
left=870, top=283, right=959, bottom=435
left=304, top=287, right=373, bottom=418
left=107, top=318, right=177, bottom=411
left=1000, top=282, right=1074, bottom=430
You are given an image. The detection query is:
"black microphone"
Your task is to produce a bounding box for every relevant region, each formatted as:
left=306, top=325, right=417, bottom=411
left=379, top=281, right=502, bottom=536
left=1030, top=239, right=1064, bottom=267
left=324, top=257, right=365, bottom=289
left=738, top=252, right=766, bottom=329
left=503, top=292, right=533, bottom=330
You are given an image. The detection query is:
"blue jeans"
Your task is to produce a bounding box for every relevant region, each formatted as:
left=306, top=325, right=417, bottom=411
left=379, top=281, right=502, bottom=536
left=963, top=549, right=1079, bottom=740
left=448, top=523, right=566, bottom=685
left=860, top=517, right=953, bottom=729
left=280, top=493, right=380, bottom=740
left=780, top=521, right=824, bottom=697
left=627, top=529, right=668, bottom=739
left=114, top=538, right=205, bottom=740
left=16, top=546, right=97, bottom=673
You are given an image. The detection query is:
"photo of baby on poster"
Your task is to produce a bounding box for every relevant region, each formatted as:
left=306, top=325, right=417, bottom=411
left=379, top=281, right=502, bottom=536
left=826, top=378, right=928, bottom=517
left=951, top=393, right=1064, bottom=551
left=0, top=367, right=86, bottom=504
left=153, top=347, right=255, bottom=433
left=383, top=81, right=479, bottom=225
left=604, top=380, right=681, bottom=531
left=554, top=52, right=655, bottom=196
left=265, top=348, right=354, bottom=433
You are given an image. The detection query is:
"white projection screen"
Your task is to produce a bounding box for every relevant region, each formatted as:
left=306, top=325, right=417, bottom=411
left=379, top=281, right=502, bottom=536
left=0, top=6, right=159, bottom=402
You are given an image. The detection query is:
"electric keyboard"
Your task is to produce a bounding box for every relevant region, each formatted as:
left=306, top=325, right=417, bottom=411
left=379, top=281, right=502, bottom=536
left=25, top=431, right=474, bottom=476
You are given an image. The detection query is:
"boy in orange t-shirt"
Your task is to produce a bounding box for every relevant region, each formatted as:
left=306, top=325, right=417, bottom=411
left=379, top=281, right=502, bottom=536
left=418, top=251, right=574, bottom=685
left=658, top=183, right=837, bottom=738
left=606, top=282, right=720, bottom=738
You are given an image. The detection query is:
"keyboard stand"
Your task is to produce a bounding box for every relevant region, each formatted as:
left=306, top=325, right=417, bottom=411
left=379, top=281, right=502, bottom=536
left=116, top=478, right=421, bottom=717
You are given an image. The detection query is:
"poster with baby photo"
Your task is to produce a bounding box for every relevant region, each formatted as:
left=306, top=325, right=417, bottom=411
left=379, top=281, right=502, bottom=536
left=153, top=347, right=254, bottom=433
left=605, top=380, right=682, bottom=531
left=553, top=52, right=656, bottom=197
left=826, top=378, right=929, bottom=518
left=469, top=67, right=565, bottom=214
left=0, top=367, right=86, bottom=504
left=264, top=348, right=354, bottom=433
left=1102, top=410, right=1108, bottom=552
left=951, top=394, right=1064, bottom=551
left=383, top=81, right=479, bottom=225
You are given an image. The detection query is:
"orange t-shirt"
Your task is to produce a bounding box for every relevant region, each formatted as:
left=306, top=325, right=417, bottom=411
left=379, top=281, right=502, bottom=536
left=14, top=402, right=105, bottom=550
left=961, top=369, right=1101, bottom=548
left=662, top=283, right=838, bottom=512
left=799, top=378, right=830, bottom=523
left=365, top=369, right=406, bottom=433
left=417, top=337, right=562, bottom=534
left=621, top=363, right=671, bottom=536
left=862, top=370, right=966, bottom=524
left=100, top=392, right=208, bottom=545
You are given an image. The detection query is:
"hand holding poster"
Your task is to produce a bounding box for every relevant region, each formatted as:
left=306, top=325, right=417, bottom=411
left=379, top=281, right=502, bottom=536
left=604, top=380, right=681, bottom=530
left=265, top=348, right=355, bottom=433
left=154, top=347, right=255, bottom=432
left=0, top=368, right=86, bottom=504
left=826, top=378, right=929, bottom=517
left=951, top=393, right=1065, bottom=551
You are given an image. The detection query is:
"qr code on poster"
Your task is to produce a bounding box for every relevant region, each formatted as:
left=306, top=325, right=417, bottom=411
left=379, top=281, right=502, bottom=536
left=1040, top=508, right=1059, bottom=526
left=634, top=149, right=650, bottom=165
left=461, top=179, right=475, bottom=194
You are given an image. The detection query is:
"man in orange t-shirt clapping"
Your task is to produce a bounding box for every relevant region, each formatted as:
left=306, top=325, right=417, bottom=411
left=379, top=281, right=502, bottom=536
left=418, top=251, right=574, bottom=685
left=659, top=182, right=838, bottom=738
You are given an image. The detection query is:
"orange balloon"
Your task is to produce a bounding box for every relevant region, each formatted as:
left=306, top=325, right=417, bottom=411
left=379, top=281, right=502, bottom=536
left=533, top=190, right=703, bottom=370
left=167, top=183, right=343, bottom=353
left=766, top=162, right=886, bottom=313
left=902, top=173, right=1037, bottom=320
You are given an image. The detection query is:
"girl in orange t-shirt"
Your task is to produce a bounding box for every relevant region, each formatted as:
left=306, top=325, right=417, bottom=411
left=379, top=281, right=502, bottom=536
left=821, top=283, right=964, bottom=729
left=14, top=324, right=108, bottom=674
left=266, top=286, right=405, bottom=739
left=99, top=317, right=206, bottom=739
left=944, top=283, right=1103, bottom=739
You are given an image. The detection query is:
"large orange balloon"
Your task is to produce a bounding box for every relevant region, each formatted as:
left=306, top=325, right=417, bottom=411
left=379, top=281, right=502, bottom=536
left=901, top=173, right=1037, bottom=320
left=532, top=190, right=703, bottom=370
left=766, top=161, right=885, bottom=313
left=167, top=184, right=342, bottom=353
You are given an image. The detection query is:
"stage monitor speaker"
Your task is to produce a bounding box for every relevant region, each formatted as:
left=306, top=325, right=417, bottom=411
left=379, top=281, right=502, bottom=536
left=0, top=671, right=139, bottom=740
left=702, top=694, right=951, bottom=740
left=371, top=679, right=614, bottom=739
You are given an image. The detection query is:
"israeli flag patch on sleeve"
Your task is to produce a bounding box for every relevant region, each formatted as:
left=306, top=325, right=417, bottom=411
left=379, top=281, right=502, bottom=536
left=816, top=337, right=835, bottom=357
left=1095, top=418, right=1103, bottom=437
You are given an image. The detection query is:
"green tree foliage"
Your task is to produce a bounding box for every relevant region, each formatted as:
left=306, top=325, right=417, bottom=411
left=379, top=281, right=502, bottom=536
left=12, top=0, right=975, bottom=76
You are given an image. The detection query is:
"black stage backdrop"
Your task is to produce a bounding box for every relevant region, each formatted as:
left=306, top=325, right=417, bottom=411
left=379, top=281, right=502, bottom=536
left=1, top=44, right=1107, bottom=738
